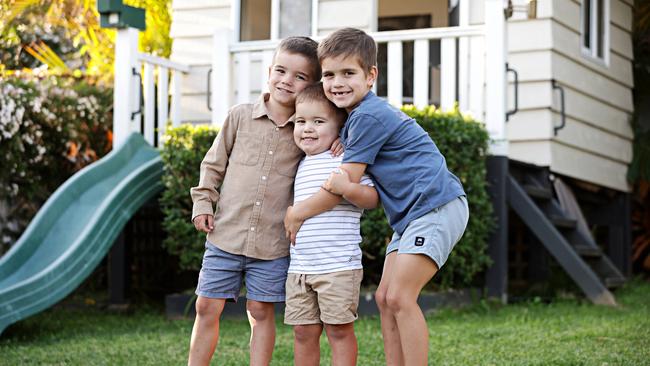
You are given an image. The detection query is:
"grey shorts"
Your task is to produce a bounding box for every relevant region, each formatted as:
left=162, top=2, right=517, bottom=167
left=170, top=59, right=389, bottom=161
left=386, top=196, right=469, bottom=269
left=195, top=242, right=290, bottom=303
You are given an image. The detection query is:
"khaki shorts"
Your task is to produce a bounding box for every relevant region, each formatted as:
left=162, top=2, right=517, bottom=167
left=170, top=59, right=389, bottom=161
left=284, top=269, right=363, bottom=325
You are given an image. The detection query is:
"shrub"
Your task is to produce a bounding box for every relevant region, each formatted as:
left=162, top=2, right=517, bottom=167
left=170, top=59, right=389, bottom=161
left=159, top=124, right=219, bottom=270
left=0, top=74, right=112, bottom=253
left=159, top=106, right=493, bottom=289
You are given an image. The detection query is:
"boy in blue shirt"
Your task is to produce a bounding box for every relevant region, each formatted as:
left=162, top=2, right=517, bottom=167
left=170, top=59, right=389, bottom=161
left=284, top=28, right=469, bottom=365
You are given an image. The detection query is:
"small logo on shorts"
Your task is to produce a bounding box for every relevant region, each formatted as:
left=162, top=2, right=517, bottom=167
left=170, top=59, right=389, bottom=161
left=415, top=237, right=425, bottom=246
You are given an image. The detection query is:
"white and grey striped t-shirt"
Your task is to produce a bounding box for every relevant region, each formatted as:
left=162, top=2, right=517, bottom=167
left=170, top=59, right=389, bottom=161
left=288, top=151, right=374, bottom=274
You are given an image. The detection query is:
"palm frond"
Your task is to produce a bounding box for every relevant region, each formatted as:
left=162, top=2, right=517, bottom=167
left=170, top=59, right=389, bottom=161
left=23, top=41, right=68, bottom=71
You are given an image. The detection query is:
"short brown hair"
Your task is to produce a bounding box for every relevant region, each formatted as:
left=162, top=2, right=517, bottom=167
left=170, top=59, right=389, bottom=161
left=295, top=83, right=347, bottom=125
left=275, top=36, right=321, bottom=80
left=318, top=28, right=377, bottom=73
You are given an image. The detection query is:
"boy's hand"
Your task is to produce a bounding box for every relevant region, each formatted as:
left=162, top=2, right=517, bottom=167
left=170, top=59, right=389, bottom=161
left=284, top=206, right=304, bottom=245
left=329, top=138, right=344, bottom=157
left=323, top=168, right=352, bottom=196
left=193, top=214, right=214, bottom=233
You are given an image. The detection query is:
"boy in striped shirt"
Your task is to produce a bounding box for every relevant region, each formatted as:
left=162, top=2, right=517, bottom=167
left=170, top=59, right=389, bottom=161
left=284, top=83, right=378, bottom=366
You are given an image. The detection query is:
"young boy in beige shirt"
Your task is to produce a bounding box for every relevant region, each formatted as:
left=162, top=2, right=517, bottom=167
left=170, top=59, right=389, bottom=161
left=188, top=37, right=341, bottom=366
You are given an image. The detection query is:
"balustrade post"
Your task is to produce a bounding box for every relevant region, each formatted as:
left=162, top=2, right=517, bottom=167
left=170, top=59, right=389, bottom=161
left=484, top=0, right=509, bottom=304
left=212, top=28, right=232, bottom=127
left=113, top=28, right=140, bottom=149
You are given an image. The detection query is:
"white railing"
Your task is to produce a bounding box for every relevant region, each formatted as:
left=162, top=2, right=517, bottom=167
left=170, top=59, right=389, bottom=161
left=136, top=53, right=190, bottom=147
left=113, top=28, right=190, bottom=149
left=211, top=25, right=487, bottom=125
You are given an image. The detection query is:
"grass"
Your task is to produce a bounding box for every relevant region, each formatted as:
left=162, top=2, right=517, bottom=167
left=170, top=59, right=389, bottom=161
left=1, top=280, right=649, bottom=365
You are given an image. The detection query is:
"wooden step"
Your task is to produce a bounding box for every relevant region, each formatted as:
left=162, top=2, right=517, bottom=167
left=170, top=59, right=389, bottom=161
left=574, top=245, right=601, bottom=258
left=523, top=184, right=553, bottom=200
left=604, top=276, right=626, bottom=289
left=549, top=215, right=577, bottom=229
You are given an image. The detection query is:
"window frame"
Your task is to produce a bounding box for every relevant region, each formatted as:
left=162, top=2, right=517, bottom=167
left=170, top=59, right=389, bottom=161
left=233, top=0, right=319, bottom=43
left=580, top=0, right=610, bottom=67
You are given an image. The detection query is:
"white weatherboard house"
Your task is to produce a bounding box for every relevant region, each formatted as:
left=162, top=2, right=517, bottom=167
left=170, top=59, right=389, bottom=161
left=169, top=0, right=634, bottom=193
left=110, top=0, right=634, bottom=304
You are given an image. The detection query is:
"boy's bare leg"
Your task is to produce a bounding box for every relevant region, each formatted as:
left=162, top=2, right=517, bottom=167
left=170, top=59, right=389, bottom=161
left=375, top=252, right=404, bottom=366
left=324, top=323, right=358, bottom=366
left=188, top=296, right=226, bottom=366
left=294, top=324, right=323, bottom=366
left=246, top=300, right=277, bottom=366
left=386, top=253, right=438, bottom=366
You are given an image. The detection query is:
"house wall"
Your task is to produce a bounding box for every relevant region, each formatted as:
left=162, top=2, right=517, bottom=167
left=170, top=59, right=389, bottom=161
left=169, top=0, right=232, bottom=124
left=475, top=0, right=634, bottom=192
left=317, top=0, right=376, bottom=35
left=168, top=0, right=634, bottom=192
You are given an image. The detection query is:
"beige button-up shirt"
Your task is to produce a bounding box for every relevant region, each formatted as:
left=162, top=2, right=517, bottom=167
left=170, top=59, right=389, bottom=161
left=191, top=94, right=304, bottom=260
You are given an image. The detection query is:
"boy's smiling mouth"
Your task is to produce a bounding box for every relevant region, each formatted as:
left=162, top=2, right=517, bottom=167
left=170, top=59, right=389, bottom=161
left=276, top=86, right=294, bottom=94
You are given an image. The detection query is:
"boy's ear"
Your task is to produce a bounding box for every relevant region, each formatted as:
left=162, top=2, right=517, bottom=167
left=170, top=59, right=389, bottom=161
left=366, top=66, right=378, bottom=89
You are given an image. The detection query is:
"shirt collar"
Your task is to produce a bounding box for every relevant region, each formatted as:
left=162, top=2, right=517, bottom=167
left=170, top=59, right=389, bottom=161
left=349, top=90, right=375, bottom=116
left=252, top=93, right=294, bottom=127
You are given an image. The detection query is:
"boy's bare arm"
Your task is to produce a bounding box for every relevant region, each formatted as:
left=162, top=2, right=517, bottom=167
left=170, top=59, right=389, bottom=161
left=290, top=162, right=368, bottom=218
left=284, top=189, right=342, bottom=243
left=324, top=167, right=378, bottom=209
left=284, top=163, right=370, bottom=243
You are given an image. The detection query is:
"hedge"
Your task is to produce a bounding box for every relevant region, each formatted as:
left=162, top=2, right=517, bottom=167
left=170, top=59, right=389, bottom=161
left=0, top=74, right=112, bottom=253
left=160, top=105, right=493, bottom=289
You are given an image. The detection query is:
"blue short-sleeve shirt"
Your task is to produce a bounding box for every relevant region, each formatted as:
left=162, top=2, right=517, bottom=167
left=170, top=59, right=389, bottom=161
left=340, top=91, right=466, bottom=235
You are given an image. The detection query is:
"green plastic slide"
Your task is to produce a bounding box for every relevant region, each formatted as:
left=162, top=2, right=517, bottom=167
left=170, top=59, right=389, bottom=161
left=0, top=133, right=163, bottom=335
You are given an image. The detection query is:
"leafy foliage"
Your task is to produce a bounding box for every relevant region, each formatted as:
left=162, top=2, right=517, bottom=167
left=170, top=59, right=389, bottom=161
left=158, top=124, right=219, bottom=270
left=159, top=106, right=493, bottom=289
left=0, top=0, right=172, bottom=82
left=0, top=74, right=113, bottom=253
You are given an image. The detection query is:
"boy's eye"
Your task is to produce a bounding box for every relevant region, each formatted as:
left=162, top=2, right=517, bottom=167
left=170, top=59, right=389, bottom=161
left=296, top=75, right=306, bottom=81
left=322, top=72, right=333, bottom=78
left=315, top=119, right=325, bottom=124
left=345, top=71, right=355, bottom=76
left=275, top=68, right=285, bottom=74
left=295, top=119, right=305, bottom=124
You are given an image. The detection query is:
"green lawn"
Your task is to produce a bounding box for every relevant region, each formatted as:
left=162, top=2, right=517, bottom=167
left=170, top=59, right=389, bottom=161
left=1, top=280, right=649, bottom=365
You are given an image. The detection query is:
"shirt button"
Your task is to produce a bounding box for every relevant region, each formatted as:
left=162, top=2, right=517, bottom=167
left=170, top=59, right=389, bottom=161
left=250, top=227, right=255, bottom=231
left=275, top=127, right=279, bottom=131
left=261, top=176, right=267, bottom=180
left=255, top=201, right=261, bottom=206
left=268, top=150, right=273, bottom=155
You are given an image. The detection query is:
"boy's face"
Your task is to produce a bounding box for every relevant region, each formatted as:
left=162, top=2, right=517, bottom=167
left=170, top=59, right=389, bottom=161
left=293, top=101, right=342, bottom=156
left=268, top=50, right=315, bottom=107
left=321, top=55, right=377, bottom=113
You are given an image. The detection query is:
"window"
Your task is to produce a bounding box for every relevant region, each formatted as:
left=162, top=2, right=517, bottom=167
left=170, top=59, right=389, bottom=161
left=239, top=0, right=312, bottom=42
left=240, top=0, right=271, bottom=41
left=581, top=0, right=609, bottom=64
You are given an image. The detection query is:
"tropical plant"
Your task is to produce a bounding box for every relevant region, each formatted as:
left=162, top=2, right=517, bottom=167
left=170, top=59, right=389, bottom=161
left=0, top=0, right=172, bottom=82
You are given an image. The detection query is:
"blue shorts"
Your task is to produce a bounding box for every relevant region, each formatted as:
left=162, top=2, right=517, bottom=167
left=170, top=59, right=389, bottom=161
left=195, top=242, right=290, bottom=303
left=386, top=196, right=469, bottom=269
